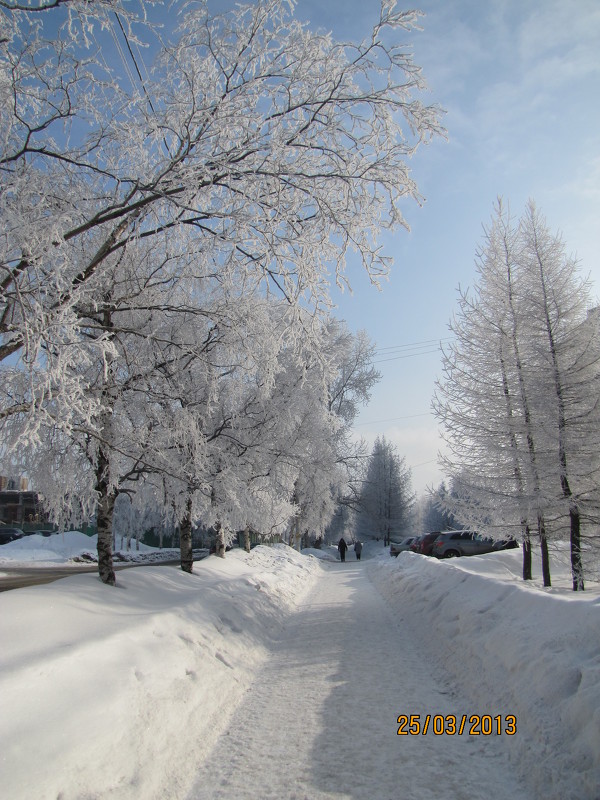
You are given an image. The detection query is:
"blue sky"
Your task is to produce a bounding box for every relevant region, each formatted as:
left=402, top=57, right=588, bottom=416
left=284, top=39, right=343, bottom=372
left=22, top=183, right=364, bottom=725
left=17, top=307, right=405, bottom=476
left=291, top=0, right=600, bottom=495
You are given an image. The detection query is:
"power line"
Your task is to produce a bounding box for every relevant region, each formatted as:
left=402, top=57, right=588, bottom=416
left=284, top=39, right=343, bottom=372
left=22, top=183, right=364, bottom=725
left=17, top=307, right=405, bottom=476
left=372, top=348, right=441, bottom=364
left=108, top=14, right=138, bottom=93
left=369, top=336, right=452, bottom=365
left=375, top=337, right=452, bottom=354
left=112, top=11, right=171, bottom=156
left=114, top=12, right=158, bottom=114
left=411, top=458, right=438, bottom=469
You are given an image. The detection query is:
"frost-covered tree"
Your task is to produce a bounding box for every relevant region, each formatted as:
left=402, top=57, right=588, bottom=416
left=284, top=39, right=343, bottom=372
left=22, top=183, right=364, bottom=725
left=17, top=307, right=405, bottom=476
left=357, top=436, right=414, bottom=545
left=323, top=322, right=381, bottom=531
left=1, top=0, right=443, bottom=434
left=287, top=321, right=382, bottom=548
left=118, top=295, right=292, bottom=570
left=421, top=481, right=460, bottom=532
left=434, top=200, right=600, bottom=589
left=433, top=201, right=551, bottom=582
left=1, top=0, right=444, bottom=583
left=517, top=202, right=600, bottom=590
left=125, top=305, right=369, bottom=568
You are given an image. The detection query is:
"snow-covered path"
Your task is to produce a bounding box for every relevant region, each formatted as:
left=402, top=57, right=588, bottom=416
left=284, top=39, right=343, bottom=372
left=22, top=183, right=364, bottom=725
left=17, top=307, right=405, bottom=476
left=187, top=561, right=532, bottom=800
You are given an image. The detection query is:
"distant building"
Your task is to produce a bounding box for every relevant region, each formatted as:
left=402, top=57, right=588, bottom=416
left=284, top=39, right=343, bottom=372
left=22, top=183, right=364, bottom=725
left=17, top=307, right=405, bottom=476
left=0, top=476, right=44, bottom=526
left=0, top=475, right=29, bottom=491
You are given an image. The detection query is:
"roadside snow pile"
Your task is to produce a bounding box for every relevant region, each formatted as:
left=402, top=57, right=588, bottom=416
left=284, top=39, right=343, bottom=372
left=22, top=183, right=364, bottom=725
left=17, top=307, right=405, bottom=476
left=0, top=543, right=319, bottom=800
left=0, top=530, right=100, bottom=564
left=368, top=550, right=600, bottom=800
left=301, top=546, right=337, bottom=562
left=0, top=530, right=180, bottom=566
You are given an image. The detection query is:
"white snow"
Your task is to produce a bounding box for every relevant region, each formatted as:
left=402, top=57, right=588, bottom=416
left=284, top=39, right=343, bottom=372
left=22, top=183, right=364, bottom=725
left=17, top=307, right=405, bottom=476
left=1, top=535, right=599, bottom=799
left=370, top=548, right=600, bottom=800
left=301, top=546, right=338, bottom=562
left=0, top=530, right=179, bottom=568
left=0, top=542, right=319, bottom=800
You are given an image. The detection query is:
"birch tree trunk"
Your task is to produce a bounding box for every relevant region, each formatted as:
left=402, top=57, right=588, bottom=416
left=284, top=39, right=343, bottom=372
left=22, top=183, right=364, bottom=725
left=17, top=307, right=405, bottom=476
left=522, top=526, right=532, bottom=581
left=95, top=443, right=117, bottom=586
left=95, top=300, right=118, bottom=586
left=569, top=509, right=584, bottom=592
left=180, top=495, right=194, bottom=574
left=215, top=523, right=226, bottom=558
left=539, top=516, right=551, bottom=588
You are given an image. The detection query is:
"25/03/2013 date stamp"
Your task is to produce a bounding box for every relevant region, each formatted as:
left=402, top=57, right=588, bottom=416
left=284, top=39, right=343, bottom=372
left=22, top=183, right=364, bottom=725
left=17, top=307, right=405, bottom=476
left=397, top=714, right=517, bottom=736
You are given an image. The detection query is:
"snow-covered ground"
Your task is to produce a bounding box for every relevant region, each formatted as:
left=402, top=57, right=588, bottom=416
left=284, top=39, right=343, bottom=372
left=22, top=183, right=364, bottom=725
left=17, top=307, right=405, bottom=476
left=0, top=530, right=182, bottom=569
left=0, top=540, right=320, bottom=799
left=371, top=548, right=600, bottom=800
left=1, top=535, right=598, bottom=799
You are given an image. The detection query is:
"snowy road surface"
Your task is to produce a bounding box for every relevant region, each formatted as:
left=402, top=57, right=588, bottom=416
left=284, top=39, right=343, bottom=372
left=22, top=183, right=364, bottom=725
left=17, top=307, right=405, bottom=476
left=187, top=561, right=532, bottom=800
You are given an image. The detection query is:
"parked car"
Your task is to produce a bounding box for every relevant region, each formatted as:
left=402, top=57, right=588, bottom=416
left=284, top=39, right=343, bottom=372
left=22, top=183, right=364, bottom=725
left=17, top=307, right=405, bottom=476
left=496, top=536, right=519, bottom=550
left=0, top=527, right=25, bottom=545
left=431, top=530, right=515, bottom=558
left=390, top=537, right=415, bottom=557
left=415, top=531, right=442, bottom=557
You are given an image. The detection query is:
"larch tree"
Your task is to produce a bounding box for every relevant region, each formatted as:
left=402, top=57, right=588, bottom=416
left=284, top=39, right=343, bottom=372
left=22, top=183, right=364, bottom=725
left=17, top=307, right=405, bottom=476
left=434, top=200, right=600, bottom=590
left=421, top=481, right=460, bottom=533
left=357, top=435, right=414, bottom=545
left=434, top=201, right=553, bottom=584
left=516, top=201, right=600, bottom=590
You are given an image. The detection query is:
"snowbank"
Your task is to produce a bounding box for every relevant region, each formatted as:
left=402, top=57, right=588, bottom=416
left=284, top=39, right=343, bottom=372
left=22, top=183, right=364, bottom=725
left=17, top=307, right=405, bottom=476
left=0, top=544, right=319, bottom=800
left=368, top=550, right=600, bottom=800
left=3, top=534, right=599, bottom=800
left=301, top=546, right=337, bottom=561
left=0, top=530, right=179, bottom=567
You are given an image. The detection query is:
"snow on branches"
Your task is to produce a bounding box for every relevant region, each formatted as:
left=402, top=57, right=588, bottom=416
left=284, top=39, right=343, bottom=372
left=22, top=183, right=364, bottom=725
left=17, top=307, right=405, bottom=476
left=434, top=200, right=600, bottom=590
left=1, top=0, right=440, bottom=581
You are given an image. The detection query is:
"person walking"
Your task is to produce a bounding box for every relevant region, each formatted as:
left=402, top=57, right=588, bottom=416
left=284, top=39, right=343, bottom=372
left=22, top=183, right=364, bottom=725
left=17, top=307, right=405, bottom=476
left=354, top=540, right=363, bottom=561
left=338, top=537, right=348, bottom=563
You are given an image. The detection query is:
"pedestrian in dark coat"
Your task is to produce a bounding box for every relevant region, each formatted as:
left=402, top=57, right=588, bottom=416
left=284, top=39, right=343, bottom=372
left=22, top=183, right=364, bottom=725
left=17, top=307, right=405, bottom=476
left=338, top=537, right=348, bottom=562
left=354, top=540, right=363, bottom=560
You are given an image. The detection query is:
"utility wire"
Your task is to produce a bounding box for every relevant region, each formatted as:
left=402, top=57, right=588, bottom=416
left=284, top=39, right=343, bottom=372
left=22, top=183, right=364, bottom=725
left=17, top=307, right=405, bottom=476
left=375, top=337, right=452, bottom=355
left=108, top=14, right=138, bottom=94
left=372, top=348, right=440, bottom=364
left=112, top=11, right=171, bottom=156
left=114, top=12, right=158, bottom=114
left=368, top=336, right=452, bottom=365
left=370, top=337, right=452, bottom=364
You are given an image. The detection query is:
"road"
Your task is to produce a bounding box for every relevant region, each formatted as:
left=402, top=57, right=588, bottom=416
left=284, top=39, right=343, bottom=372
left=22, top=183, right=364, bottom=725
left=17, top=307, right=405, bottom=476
left=185, top=561, right=532, bottom=800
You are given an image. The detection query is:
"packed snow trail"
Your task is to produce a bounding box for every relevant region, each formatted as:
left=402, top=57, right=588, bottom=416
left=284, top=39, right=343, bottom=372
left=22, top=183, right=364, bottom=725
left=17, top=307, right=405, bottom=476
left=187, top=561, right=532, bottom=800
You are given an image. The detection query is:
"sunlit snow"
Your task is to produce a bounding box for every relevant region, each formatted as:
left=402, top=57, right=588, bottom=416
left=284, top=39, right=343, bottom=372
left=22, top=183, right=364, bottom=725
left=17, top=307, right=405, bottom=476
left=1, top=536, right=598, bottom=799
